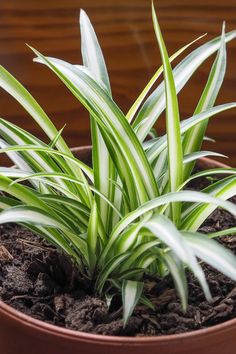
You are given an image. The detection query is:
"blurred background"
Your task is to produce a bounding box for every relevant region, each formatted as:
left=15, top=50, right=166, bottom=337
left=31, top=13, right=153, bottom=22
left=0, top=0, right=235, bottom=165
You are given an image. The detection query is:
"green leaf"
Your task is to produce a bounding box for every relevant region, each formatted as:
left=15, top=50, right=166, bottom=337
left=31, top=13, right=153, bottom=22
left=144, top=214, right=190, bottom=263
left=96, top=253, right=130, bottom=293
left=164, top=251, right=188, bottom=311
left=182, top=176, right=236, bottom=231
left=100, top=190, right=236, bottom=264
left=183, top=151, right=227, bottom=164
left=183, top=23, right=227, bottom=179
left=152, top=3, right=183, bottom=225
left=87, top=200, right=99, bottom=274
left=208, top=227, right=236, bottom=238
left=147, top=103, right=236, bottom=163
left=8, top=170, right=122, bottom=219
left=80, top=9, right=116, bottom=233
left=183, top=231, right=236, bottom=282
left=0, top=143, right=93, bottom=182
left=0, top=175, right=53, bottom=214
left=114, top=214, right=151, bottom=253
left=119, top=239, right=160, bottom=273
left=158, top=151, right=227, bottom=193
left=49, top=124, right=66, bottom=148
left=139, top=295, right=155, bottom=310
left=0, top=205, right=67, bottom=229
left=0, top=195, right=22, bottom=209
left=80, top=9, right=111, bottom=92
left=0, top=119, right=92, bottom=202
left=126, top=33, right=207, bottom=123
left=143, top=214, right=210, bottom=300
left=0, top=205, right=84, bottom=264
left=133, top=29, right=236, bottom=141
left=0, top=66, right=69, bottom=153
left=0, top=65, right=90, bottom=201
left=122, top=280, right=143, bottom=327
left=31, top=50, right=159, bottom=206
left=183, top=167, right=236, bottom=188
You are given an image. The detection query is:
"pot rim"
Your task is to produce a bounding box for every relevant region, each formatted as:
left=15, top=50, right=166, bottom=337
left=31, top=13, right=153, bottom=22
left=0, top=146, right=235, bottom=344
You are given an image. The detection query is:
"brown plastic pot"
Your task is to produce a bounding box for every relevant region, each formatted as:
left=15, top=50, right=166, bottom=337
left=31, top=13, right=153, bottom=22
left=0, top=146, right=235, bottom=354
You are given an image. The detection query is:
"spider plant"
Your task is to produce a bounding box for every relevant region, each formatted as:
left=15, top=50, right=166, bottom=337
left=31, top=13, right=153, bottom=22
left=0, top=3, right=236, bottom=327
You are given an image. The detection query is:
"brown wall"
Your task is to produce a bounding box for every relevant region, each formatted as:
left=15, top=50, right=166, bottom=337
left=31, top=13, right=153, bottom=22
left=0, top=0, right=235, bottom=165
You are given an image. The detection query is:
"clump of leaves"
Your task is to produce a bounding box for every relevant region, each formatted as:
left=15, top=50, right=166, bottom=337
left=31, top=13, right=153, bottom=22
left=0, top=3, right=236, bottom=327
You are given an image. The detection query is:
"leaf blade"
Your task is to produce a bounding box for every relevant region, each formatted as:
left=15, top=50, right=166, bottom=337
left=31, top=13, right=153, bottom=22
left=122, top=280, right=143, bottom=327
left=152, top=3, right=183, bottom=224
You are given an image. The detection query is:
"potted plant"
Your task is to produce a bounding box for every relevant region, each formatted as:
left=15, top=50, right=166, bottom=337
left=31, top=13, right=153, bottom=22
left=0, top=3, right=236, bottom=354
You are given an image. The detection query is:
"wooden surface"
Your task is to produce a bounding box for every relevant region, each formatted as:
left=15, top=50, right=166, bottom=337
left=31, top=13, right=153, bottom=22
left=0, top=0, right=235, bottom=166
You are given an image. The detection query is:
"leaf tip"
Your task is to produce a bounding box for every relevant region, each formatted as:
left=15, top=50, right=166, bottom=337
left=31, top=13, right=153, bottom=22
left=80, top=8, right=87, bottom=22
left=25, top=43, right=33, bottom=51
left=222, top=21, right=226, bottom=34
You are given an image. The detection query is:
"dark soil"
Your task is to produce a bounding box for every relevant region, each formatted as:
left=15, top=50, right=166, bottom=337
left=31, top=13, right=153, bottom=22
left=0, top=193, right=236, bottom=336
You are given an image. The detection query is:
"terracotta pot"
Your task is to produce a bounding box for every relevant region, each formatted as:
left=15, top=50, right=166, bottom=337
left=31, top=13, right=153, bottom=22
left=0, top=146, right=235, bottom=354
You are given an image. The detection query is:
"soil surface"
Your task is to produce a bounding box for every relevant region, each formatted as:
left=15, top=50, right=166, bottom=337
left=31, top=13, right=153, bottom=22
left=0, top=191, right=236, bottom=336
